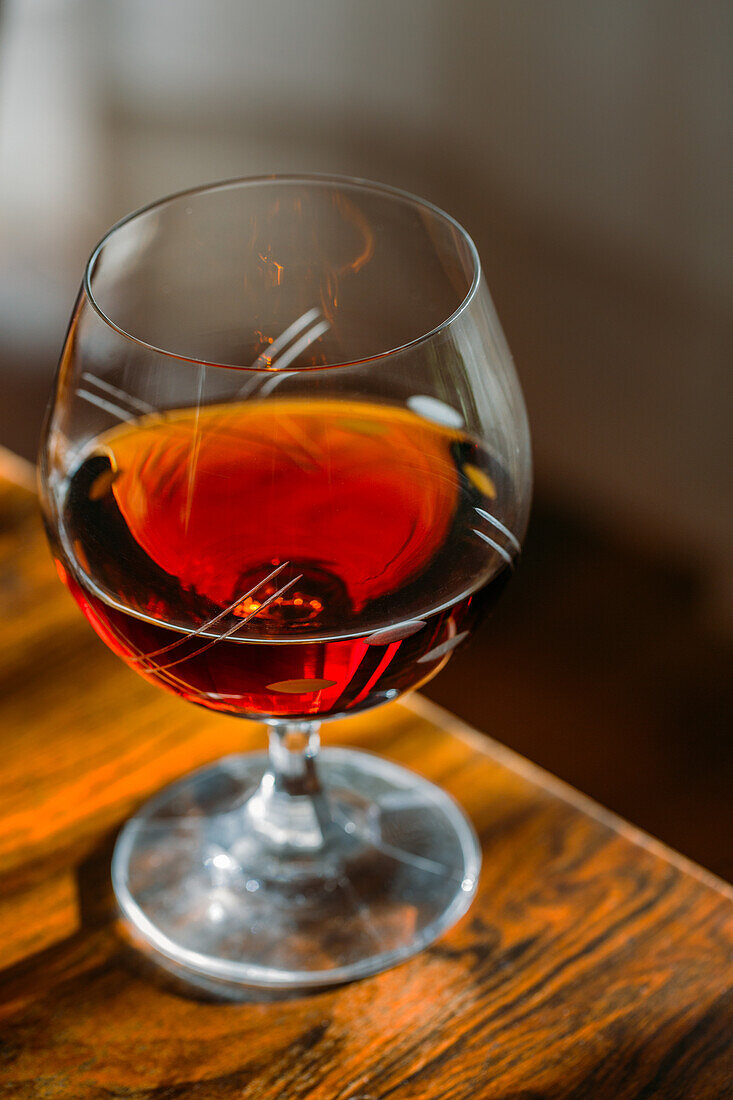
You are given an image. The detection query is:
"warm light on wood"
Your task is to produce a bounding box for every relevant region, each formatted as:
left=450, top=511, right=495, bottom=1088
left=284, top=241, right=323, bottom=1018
left=0, top=447, right=731, bottom=1098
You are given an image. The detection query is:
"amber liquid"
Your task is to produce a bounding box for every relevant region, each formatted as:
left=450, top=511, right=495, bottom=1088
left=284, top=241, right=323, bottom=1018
left=56, top=398, right=518, bottom=719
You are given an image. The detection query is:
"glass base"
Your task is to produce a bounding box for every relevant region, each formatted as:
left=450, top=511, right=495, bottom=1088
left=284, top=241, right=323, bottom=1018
left=112, top=748, right=481, bottom=990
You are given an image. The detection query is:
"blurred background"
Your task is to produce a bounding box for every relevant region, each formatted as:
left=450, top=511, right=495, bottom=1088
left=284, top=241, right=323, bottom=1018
left=0, top=0, right=731, bottom=877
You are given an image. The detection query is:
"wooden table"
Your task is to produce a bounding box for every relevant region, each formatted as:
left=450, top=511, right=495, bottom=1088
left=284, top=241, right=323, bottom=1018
left=1, top=447, right=732, bottom=1099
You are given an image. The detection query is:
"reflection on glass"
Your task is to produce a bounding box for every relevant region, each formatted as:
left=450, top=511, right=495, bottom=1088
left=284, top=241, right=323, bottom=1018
left=40, top=176, right=531, bottom=990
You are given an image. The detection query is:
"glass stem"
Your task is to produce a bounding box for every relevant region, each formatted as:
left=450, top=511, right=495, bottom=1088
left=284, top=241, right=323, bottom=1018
left=244, top=720, right=335, bottom=852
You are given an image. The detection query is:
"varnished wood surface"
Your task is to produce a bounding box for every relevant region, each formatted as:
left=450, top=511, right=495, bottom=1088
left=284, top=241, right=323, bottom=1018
left=0, top=446, right=732, bottom=1099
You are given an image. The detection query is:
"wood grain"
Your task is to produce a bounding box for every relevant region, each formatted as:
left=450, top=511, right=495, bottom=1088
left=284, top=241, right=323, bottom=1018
left=0, top=446, right=732, bottom=1099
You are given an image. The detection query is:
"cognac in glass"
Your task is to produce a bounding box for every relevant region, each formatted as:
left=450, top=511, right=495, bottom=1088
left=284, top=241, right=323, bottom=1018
left=40, top=176, right=531, bottom=989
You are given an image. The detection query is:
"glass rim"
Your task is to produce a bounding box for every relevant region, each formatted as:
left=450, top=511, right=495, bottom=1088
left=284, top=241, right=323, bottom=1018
left=83, top=173, right=482, bottom=373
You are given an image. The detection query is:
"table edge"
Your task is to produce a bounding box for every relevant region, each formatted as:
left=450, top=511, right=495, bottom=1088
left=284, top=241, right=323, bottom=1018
left=404, top=694, right=733, bottom=901
left=0, top=445, right=36, bottom=491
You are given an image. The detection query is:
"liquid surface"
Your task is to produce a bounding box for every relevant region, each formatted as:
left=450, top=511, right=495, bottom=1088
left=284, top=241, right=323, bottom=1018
left=57, top=398, right=519, bottom=718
